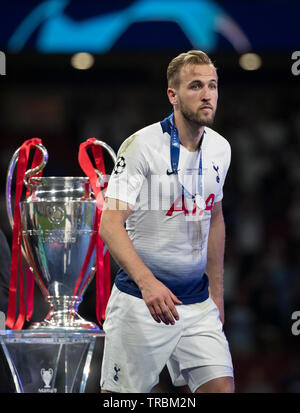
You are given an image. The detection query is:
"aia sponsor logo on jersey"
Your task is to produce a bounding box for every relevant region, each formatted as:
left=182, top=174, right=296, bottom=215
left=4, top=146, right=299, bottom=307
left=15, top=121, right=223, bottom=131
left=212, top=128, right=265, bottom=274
left=166, top=193, right=215, bottom=216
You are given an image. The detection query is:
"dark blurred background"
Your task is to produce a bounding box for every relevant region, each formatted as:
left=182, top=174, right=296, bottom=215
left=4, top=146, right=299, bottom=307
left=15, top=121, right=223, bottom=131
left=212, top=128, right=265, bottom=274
left=0, top=0, right=300, bottom=393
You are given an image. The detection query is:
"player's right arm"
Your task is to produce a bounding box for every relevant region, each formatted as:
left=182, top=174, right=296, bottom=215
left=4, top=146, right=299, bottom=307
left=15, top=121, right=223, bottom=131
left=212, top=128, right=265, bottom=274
left=99, top=197, right=182, bottom=325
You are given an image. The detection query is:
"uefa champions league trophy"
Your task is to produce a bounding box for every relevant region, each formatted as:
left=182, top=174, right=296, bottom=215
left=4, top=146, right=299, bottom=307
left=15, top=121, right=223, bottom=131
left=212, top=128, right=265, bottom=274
left=6, top=139, right=116, bottom=330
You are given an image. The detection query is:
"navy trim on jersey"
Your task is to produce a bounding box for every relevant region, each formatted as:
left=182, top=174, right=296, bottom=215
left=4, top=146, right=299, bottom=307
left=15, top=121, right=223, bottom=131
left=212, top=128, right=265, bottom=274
left=160, top=115, right=172, bottom=136
left=160, top=114, right=206, bottom=145
left=114, top=268, right=209, bottom=305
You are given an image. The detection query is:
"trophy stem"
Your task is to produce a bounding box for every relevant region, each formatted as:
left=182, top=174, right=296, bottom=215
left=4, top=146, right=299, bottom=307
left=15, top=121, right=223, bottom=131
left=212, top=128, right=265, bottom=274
left=30, top=296, right=99, bottom=331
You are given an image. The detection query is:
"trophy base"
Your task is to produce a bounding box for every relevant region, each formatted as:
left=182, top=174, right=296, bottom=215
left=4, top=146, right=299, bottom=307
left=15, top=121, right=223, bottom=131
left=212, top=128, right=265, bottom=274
left=30, top=296, right=100, bottom=331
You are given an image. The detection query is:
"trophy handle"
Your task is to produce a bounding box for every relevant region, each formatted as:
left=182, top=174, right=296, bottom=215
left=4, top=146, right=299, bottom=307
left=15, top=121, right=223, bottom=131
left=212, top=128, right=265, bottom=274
left=92, top=139, right=117, bottom=163
left=6, top=147, right=20, bottom=230
left=6, top=143, right=48, bottom=229
left=5, top=143, right=50, bottom=299
left=92, top=139, right=117, bottom=187
left=24, top=143, right=48, bottom=189
left=75, top=139, right=116, bottom=298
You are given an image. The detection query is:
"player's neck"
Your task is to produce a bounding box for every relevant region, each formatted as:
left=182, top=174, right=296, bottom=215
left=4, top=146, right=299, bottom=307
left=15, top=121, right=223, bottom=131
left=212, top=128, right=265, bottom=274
left=173, top=112, right=204, bottom=152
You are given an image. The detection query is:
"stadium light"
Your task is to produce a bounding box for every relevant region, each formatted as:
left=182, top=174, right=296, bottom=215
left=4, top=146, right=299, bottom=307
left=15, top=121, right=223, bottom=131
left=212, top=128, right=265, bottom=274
left=71, top=52, right=94, bottom=70
left=239, top=53, right=262, bottom=71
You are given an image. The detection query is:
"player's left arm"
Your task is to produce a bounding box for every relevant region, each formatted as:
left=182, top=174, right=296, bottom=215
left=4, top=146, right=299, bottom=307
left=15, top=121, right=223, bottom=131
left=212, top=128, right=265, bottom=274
left=206, top=200, right=226, bottom=324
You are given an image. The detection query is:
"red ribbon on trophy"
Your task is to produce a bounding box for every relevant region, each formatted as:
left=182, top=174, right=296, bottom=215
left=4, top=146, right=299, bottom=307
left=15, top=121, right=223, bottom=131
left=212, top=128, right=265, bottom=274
left=77, top=138, right=111, bottom=325
left=6, top=138, right=44, bottom=330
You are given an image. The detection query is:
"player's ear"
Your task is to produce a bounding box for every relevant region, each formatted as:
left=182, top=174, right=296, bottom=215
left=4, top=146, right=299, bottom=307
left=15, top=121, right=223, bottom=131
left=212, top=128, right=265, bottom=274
left=167, top=88, right=178, bottom=106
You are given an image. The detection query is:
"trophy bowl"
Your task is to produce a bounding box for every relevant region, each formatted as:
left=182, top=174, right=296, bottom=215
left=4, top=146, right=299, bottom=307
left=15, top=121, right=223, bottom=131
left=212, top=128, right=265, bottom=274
left=21, top=176, right=99, bottom=330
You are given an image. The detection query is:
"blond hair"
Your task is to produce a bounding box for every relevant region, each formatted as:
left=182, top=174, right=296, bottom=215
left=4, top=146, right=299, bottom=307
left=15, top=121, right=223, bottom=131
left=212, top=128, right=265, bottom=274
left=167, top=50, right=215, bottom=89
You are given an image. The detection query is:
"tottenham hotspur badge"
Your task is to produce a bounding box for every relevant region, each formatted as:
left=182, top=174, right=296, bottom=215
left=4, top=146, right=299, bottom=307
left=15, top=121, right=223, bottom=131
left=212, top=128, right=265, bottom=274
left=113, top=156, right=126, bottom=176
left=113, top=364, right=121, bottom=381
left=212, top=162, right=220, bottom=183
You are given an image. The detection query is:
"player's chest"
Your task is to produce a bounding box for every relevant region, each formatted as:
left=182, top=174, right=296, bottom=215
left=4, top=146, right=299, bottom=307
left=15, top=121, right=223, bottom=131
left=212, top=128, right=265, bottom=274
left=147, top=146, right=223, bottom=198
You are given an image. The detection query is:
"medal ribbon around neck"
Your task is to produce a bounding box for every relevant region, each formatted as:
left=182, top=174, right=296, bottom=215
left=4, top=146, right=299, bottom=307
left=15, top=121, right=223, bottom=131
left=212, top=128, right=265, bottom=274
left=167, top=112, right=206, bottom=211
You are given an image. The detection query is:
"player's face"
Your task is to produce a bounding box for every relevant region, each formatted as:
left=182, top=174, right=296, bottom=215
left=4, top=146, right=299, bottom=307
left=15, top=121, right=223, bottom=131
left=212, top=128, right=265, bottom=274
left=176, top=64, right=218, bottom=127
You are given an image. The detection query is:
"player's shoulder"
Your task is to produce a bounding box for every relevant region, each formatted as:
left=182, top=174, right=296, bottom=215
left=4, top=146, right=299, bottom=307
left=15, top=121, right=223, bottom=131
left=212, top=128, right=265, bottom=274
left=118, top=122, right=163, bottom=155
left=131, top=121, right=163, bottom=143
left=204, top=127, right=231, bottom=151
left=204, top=127, right=230, bottom=147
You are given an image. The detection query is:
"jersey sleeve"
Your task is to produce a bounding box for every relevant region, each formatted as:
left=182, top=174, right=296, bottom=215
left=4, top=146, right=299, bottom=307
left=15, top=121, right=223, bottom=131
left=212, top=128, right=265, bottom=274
left=214, top=141, right=231, bottom=203
left=105, top=133, right=149, bottom=207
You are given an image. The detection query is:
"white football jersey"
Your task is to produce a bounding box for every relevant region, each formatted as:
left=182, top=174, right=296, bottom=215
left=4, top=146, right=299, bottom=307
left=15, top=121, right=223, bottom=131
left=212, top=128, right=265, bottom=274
left=105, top=117, right=231, bottom=303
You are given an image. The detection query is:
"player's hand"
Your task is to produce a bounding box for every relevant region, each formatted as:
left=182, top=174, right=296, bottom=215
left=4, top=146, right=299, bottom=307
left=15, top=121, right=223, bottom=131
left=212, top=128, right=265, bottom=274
left=140, top=278, right=183, bottom=325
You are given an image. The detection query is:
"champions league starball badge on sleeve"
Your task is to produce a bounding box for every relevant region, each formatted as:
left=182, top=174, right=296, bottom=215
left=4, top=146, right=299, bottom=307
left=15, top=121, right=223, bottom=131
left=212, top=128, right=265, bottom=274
left=6, top=138, right=116, bottom=330
left=113, top=156, right=126, bottom=176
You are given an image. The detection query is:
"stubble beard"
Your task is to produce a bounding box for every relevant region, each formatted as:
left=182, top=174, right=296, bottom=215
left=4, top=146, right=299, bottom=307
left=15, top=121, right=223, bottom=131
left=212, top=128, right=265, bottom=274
left=179, top=99, right=216, bottom=127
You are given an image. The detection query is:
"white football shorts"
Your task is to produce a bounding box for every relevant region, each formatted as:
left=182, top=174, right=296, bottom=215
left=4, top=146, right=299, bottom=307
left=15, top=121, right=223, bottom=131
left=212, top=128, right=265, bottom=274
left=100, top=285, right=233, bottom=393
